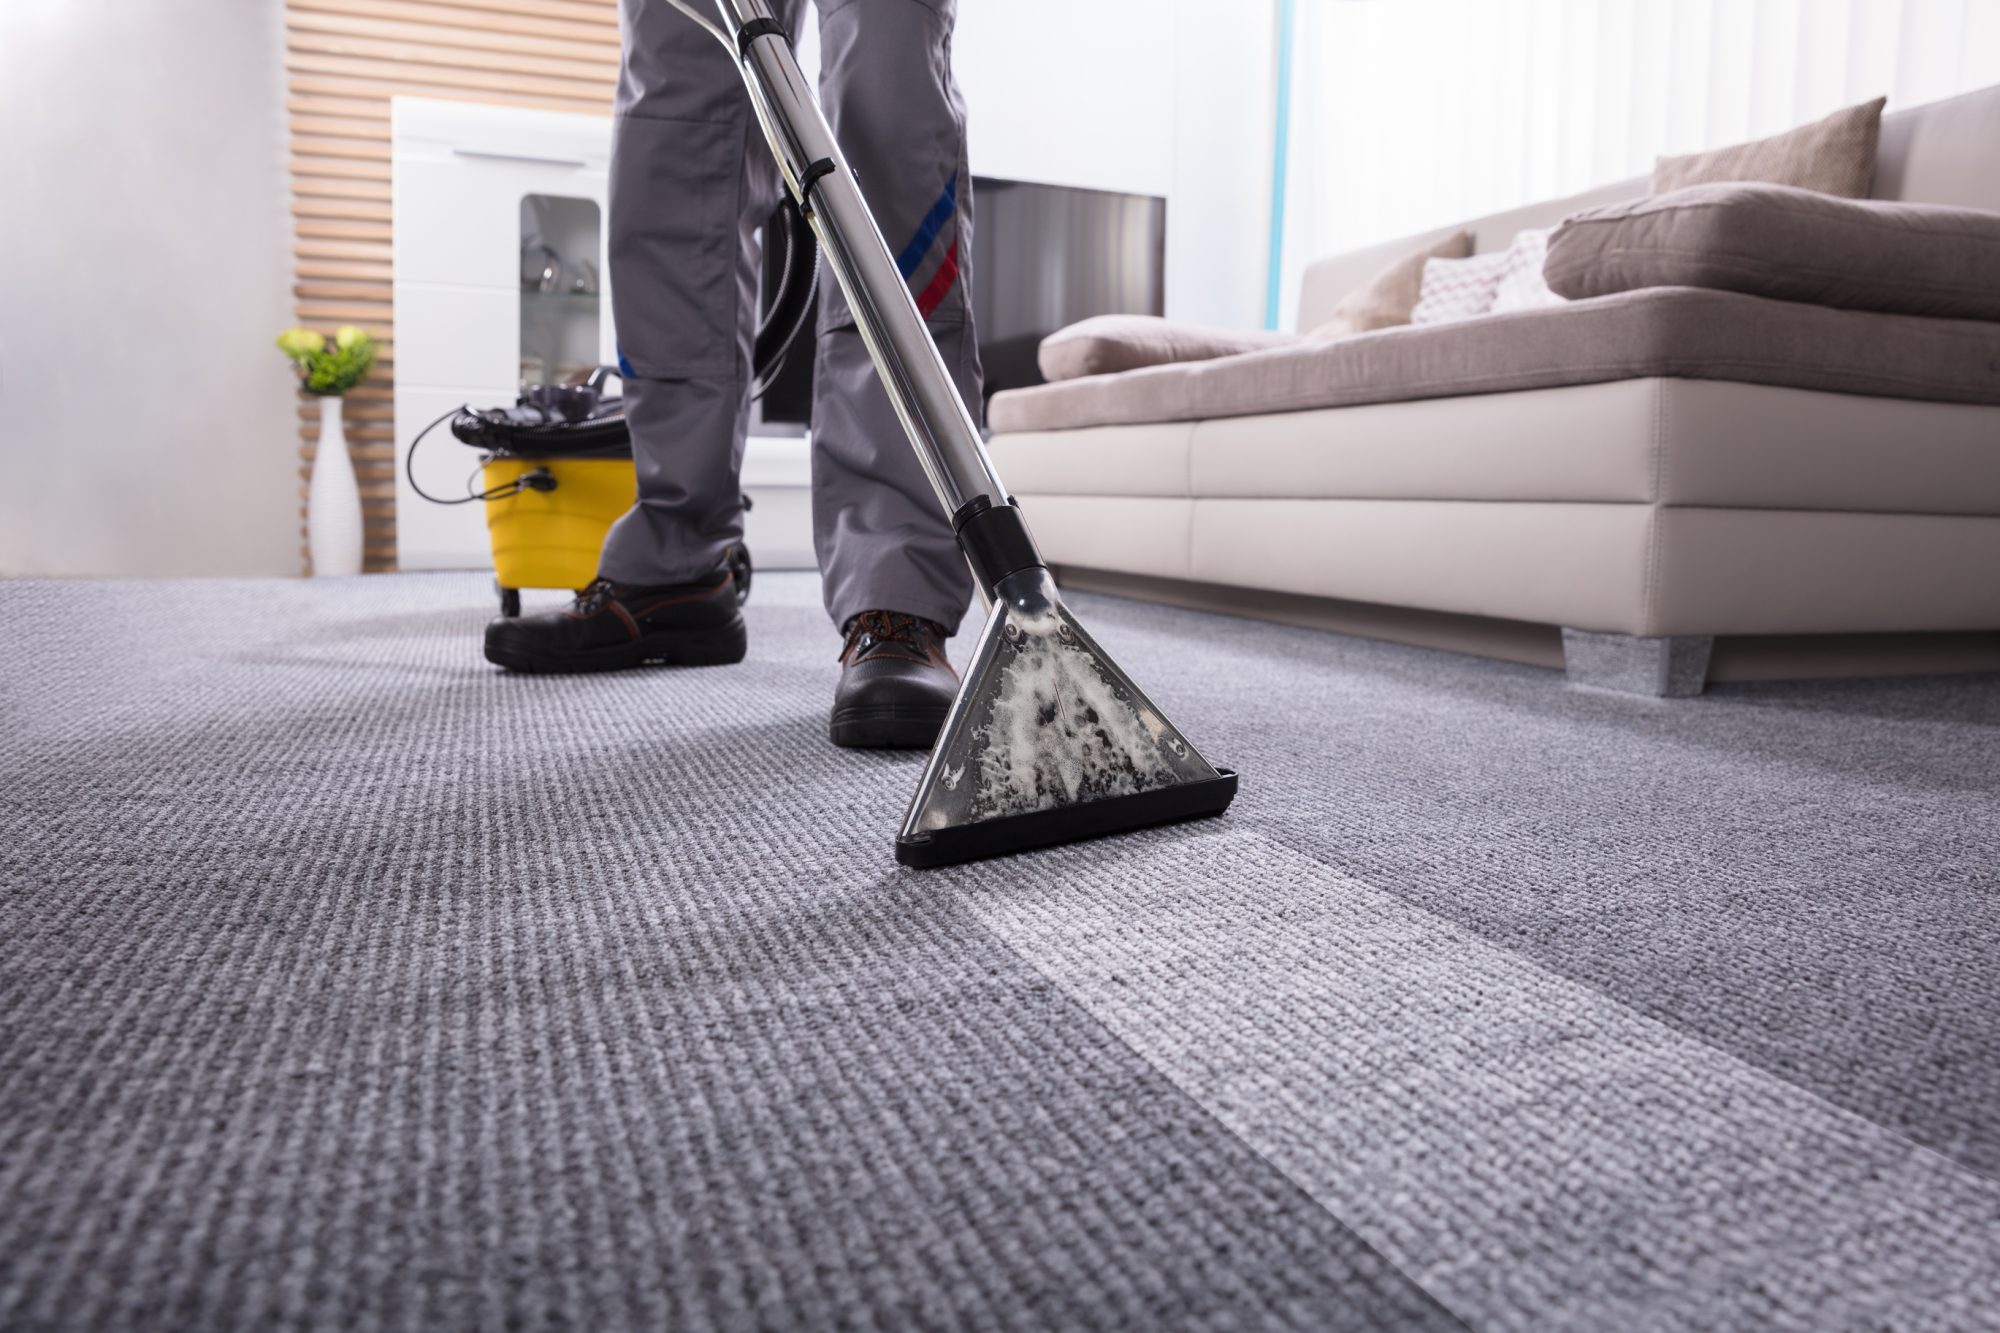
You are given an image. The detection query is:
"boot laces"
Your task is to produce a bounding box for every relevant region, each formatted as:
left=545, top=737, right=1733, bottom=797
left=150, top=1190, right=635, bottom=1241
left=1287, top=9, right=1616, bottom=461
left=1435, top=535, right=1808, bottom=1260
left=573, top=578, right=619, bottom=614
left=843, top=610, right=939, bottom=662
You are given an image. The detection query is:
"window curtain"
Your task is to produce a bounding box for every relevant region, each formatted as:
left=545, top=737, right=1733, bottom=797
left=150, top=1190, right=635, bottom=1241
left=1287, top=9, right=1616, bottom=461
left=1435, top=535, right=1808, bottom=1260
left=1273, top=0, right=2000, bottom=328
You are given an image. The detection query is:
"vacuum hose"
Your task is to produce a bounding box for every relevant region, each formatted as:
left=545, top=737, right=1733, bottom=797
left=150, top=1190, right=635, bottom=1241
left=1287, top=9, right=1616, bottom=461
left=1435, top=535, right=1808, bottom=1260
left=753, top=198, right=819, bottom=401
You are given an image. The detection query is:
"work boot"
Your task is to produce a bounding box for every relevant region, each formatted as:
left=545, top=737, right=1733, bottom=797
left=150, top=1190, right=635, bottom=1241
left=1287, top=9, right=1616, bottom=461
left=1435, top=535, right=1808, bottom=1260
left=831, top=610, right=958, bottom=750
left=483, top=573, right=746, bottom=673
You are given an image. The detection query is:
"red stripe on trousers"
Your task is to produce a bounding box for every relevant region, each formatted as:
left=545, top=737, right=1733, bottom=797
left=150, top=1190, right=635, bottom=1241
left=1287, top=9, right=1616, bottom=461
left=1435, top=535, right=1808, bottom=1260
left=914, top=238, right=960, bottom=317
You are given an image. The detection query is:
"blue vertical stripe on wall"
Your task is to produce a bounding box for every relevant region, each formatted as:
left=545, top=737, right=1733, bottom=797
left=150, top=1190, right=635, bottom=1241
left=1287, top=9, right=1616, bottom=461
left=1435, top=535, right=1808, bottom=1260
left=1263, top=0, right=1297, bottom=330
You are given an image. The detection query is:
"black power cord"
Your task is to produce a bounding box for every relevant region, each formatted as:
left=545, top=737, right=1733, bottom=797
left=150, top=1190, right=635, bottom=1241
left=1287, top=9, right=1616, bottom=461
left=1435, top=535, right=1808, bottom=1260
left=403, top=405, right=557, bottom=505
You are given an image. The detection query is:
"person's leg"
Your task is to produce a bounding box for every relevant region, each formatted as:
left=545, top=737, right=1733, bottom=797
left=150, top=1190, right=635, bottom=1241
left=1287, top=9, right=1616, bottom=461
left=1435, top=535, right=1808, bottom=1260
left=595, top=0, right=803, bottom=587
left=485, top=0, right=802, bottom=673
left=811, top=0, right=981, bottom=636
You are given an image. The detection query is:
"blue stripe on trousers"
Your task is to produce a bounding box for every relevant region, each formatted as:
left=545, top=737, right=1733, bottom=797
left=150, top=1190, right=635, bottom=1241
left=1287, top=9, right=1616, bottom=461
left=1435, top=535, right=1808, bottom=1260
left=895, top=174, right=959, bottom=278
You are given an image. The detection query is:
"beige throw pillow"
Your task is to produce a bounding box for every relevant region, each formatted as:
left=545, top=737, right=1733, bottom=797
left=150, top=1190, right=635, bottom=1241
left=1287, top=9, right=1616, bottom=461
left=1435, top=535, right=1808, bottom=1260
left=1306, top=230, right=1474, bottom=341
left=1651, top=96, right=1885, bottom=198
left=1037, top=315, right=1296, bottom=382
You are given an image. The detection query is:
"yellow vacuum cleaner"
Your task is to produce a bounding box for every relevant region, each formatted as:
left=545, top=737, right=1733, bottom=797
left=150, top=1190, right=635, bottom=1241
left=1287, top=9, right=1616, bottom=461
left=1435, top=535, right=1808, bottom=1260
left=406, top=370, right=756, bottom=618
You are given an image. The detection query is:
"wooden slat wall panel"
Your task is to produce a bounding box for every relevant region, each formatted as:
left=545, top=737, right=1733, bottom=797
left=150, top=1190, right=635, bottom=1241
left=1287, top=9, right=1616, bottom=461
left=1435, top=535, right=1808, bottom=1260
left=284, top=0, right=618, bottom=572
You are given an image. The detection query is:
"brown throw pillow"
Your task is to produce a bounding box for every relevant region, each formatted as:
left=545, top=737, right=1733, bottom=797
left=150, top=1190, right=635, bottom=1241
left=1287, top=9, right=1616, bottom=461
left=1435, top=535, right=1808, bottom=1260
left=1546, top=181, right=2000, bottom=321
left=1651, top=96, right=1885, bottom=198
left=1307, top=230, right=1474, bottom=341
left=1037, top=315, right=1296, bottom=383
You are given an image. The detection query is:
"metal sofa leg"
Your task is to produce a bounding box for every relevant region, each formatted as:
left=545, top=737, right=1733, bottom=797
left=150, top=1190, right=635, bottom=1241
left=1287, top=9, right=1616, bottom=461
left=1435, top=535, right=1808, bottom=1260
left=1561, top=628, right=1714, bottom=697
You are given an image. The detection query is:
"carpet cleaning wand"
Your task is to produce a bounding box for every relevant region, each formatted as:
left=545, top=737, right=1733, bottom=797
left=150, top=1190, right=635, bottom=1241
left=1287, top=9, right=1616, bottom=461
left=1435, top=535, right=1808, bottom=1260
left=673, top=0, right=1238, bottom=866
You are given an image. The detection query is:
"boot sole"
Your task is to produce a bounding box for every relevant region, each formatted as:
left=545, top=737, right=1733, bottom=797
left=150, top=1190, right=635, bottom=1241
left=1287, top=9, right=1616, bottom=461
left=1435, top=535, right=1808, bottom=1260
left=485, top=616, right=747, bottom=674
left=828, top=703, right=948, bottom=750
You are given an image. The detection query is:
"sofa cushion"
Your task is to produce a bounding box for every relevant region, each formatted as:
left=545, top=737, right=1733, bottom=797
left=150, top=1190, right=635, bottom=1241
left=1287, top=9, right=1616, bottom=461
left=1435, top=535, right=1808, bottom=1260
left=1652, top=96, right=1884, bottom=198
left=1036, top=315, right=1295, bottom=382
left=986, top=287, right=2000, bottom=434
left=990, top=379, right=2000, bottom=516
left=1544, top=182, right=2000, bottom=321
left=1307, top=230, right=1472, bottom=340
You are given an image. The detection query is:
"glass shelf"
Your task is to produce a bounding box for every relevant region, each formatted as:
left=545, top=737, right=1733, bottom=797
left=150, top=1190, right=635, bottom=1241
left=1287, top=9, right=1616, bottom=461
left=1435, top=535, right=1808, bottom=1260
left=521, top=193, right=602, bottom=389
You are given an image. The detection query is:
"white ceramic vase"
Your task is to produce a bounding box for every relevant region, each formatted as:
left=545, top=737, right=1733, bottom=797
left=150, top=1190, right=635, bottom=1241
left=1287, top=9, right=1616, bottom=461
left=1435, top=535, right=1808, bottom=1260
left=307, top=394, right=363, bottom=577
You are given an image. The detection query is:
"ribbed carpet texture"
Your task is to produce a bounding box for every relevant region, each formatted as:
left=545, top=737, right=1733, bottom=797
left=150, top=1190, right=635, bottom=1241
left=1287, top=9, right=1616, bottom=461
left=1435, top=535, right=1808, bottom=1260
left=3, top=571, right=1998, bottom=1331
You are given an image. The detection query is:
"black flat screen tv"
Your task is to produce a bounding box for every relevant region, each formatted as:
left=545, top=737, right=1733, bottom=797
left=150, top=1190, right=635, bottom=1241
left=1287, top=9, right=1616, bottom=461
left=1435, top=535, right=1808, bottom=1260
left=755, top=176, right=1166, bottom=427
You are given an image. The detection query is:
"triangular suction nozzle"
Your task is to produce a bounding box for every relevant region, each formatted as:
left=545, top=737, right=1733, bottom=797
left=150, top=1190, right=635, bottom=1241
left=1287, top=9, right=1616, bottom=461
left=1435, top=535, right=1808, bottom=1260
left=896, top=568, right=1237, bottom=868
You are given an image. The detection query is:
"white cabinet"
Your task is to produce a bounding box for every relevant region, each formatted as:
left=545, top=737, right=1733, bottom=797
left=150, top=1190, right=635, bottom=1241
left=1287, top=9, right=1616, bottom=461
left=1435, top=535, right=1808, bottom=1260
left=392, top=98, right=614, bottom=571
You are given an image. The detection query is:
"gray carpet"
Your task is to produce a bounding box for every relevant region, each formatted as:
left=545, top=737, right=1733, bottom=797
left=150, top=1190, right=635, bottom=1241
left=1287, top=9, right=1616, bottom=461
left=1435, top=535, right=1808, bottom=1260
left=2, top=571, right=1997, bottom=1331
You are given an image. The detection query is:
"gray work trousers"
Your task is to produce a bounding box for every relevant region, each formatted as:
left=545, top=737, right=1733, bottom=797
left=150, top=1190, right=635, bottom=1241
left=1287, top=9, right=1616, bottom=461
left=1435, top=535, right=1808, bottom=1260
left=597, top=0, right=980, bottom=635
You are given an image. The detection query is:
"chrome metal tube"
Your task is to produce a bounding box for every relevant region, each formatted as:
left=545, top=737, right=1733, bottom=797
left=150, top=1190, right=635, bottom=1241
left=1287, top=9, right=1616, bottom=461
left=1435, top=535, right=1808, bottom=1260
left=709, top=0, right=1235, bottom=866
left=714, top=0, right=1008, bottom=518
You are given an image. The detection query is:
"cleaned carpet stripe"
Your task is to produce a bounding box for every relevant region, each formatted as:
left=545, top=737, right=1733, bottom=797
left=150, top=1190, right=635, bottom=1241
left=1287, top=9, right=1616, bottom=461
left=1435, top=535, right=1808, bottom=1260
left=955, top=824, right=2000, bottom=1330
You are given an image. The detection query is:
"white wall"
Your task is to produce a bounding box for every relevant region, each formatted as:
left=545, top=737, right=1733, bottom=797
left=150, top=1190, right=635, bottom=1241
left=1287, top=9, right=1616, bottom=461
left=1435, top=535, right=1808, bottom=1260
left=0, top=0, right=298, bottom=578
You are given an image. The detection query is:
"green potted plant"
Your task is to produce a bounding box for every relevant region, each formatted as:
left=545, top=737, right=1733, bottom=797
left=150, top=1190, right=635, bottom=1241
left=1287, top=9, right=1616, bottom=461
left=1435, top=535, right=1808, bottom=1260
left=277, top=325, right=378, bottom=576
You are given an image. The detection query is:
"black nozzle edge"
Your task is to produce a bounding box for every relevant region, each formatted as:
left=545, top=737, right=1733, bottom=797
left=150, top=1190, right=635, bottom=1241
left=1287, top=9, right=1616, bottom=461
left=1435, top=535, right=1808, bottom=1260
left=952, top=495, right=1045, bottom=595
left=895, top=770, right=1238, bottom=868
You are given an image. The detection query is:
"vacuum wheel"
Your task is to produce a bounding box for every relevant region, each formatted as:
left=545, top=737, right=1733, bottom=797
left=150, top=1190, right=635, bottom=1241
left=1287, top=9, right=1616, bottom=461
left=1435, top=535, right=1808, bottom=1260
left=726, top=543, right=753, bottom=606
left=498, top=585, right=521, bottom=618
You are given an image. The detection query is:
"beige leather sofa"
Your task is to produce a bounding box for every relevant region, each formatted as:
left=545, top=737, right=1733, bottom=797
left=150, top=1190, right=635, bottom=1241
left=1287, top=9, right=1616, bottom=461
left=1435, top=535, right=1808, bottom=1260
left=984, top=87, right=2000, bottom=694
